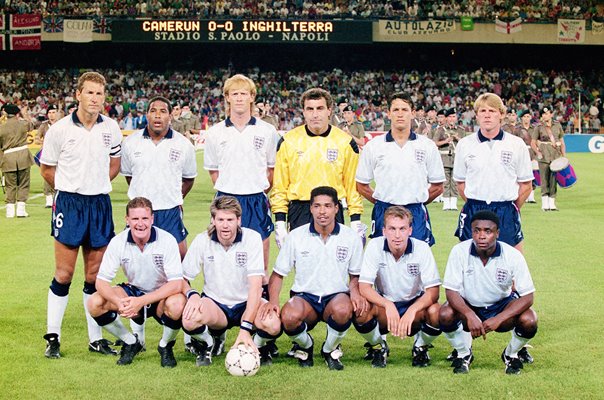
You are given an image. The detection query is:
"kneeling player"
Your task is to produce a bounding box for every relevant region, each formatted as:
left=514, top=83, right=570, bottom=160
left=181, top=196, right=280, bottom=367
left=266, top=186, right=369, bottom=370
left=440, top=210, right=537, bottom=374
left=87, top=197, right=186, bottom=367
left=359, top=206, right=442, bottom=368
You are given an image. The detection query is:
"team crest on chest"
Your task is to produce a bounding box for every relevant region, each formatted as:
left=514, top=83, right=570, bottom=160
left=236, top=252, right=248, bottom=267
left=152, top=254, right=164, bottom=269
left=414, top=149, right=427, bottom=163
left=336, top=246, right=349, bottom=262
left=407, top=263, right=420, bottom=276
left=253, top=136, right=265, bottom=150
left=327, top=148, right=339, bottom=162
left=102, top=132, right=112, bottom=147
left=500, top=150, right=513, bottom=166
left=495, top=268, right=509, bottom=283
left=169, top=148, right=182, bottom=162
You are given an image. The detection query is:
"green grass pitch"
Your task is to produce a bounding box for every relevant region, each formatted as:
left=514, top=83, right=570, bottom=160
left=1, top=151, right=603, bottom=399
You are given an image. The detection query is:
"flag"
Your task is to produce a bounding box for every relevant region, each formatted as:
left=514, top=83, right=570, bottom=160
left=495, top=17, right=522, bottom=34
left=1, top=14, right=42, bottom=51
left=43, top=16, right=64, bottom=33
left=460, top=16, right=474, bottom=31
left=558, top=19, right=585, bottom=43
left=93, top=17, right=111, bottom=34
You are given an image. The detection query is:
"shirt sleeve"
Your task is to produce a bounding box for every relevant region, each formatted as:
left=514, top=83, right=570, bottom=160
left=120, top=138, right=132, bottom=176
left=273, top=230, right=295, bottom=277
left=347, top=230, right=363, bottom=276
left=426, top=140, right=446, bottom=183
left=182, top=139, right=198, bottom=179
left=355, top=140, right=374, bottom=184
left=359, top=239, right=380, bottom=285
left=162, top=233, right=184, bottom=282
left=516, top=139, right=533, bottom=182
left=246, top=231, right=265, bottom=277
left=511, top=251, right=535, bottom=297
left=418, top=242, right=441, bottom=289
left=266, top=128, right=279, bottom=168
left=97, top=238, right=122, bottom=283
left=182, top=234, right=204, bottom=281
left=203, top=129, right=219, bottom=171
left=452, top=137, right=468, bottom=182
left=39, top=124, right=60, bottom=166
left=442, top=245, right=465, bottom=292
left=110, top=122, right=122, bottom=158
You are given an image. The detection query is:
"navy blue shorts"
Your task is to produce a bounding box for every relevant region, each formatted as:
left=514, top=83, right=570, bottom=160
left=469, top=292, right=520, bottom=321
left=52, top=191, right=115, bottom=248
left=153, top=206, right=188, bottom=243
left=118, top=283, right=160, bottom=324
left=203, top=294, right=247, bottom=330
left=370, top=200, right=435, bottom=246
left=394, top=295, right=421, bottom=316
left=216, top=191, right=274, bottom=240
left=455, top=199, right=523, bottom=246
left=290, top=291, right=348, bottom=319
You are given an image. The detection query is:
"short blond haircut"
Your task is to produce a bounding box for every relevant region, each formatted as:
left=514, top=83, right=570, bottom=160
left=473, top=93, right=506, bottom=114
left=224, top=74, right=257, bottom=114
left=383, top=205, right=413, bottom=226
left=77, top=71, right=106, bottom=92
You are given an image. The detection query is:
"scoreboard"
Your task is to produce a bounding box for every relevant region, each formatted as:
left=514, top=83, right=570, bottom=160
left=112, top=19, right=372, bottom=44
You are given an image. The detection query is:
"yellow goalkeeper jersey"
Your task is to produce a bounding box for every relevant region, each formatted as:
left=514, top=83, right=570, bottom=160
left=270, top=124, right=363, bottom=217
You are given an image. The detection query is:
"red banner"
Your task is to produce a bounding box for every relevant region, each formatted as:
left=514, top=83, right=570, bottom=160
left=1, top=14, right=42, bottom=50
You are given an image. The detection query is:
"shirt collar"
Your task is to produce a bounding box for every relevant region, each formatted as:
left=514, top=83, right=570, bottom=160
left=384, top=130, right=417, bottom=142
left=71, top=110, right=103, bottom=126
left=127, top=226, right=157, bottom=244
left=142, top=127, right=174, bottom=139
left=305, top=124, right=331, bottom=137
left=470, top=242, right=502, bottom=258
left=225, top=116, right=257, bottom=127
left=210, top=228, right=243, bottom=243
left=309, top=221, right=340, bottom=235
left=383, top=237, right=414, bottom=255
left=477, top=129, right=505, bottom=142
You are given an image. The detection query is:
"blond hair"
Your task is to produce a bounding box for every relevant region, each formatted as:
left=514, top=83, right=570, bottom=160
left=77, top=71, right=106, bottom=92
left=383, top=205, right=414, bottom=226
left=473, top=93, right=506, bottom=114
left=207, top=195, right=242, bottom=237
left=223, top=74, right=257, bottom=115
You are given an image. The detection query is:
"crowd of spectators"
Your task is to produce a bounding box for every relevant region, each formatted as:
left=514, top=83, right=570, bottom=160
left=2, top=1, right=602, bottom=22
left=1, top=66, right=602, bottom=133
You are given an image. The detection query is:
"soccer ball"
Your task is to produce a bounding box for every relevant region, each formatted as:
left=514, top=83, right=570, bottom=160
left=225, top=345, right=261, bottom=377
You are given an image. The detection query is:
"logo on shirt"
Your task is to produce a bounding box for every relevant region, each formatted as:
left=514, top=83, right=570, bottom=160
left=102, top=132, right=112, bottom=147
left=378, top=262, right=387, bottom=270
left=336, top=246, right=349, bottom=262
left=253, top=136, right=265, bottom=150
left=327, top=149, right=339, bottom=162
left=121, top=258, right=130, bottom=268
left=415, top=149, right=427, bottom=163
left=152, top=254, right=164, bottom=270
left=206, top=255, right=214, bottom=263
left=169, top=148, right=182, bottom=162
left=407, top=263, right=420, bottom=276
left=133, top=151, right=142, bottom=158
left=236, top=252, right=248, bottom=268
left=495, top=268, right=509, bottom=283
left=500, top=150, right=513, bottom=166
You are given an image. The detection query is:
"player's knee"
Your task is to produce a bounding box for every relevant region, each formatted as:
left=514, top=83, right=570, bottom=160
left=426, top=302, right=441, bottom=325
left=256, top=315, right=281, bottom=337
left=517, top=309, right=538, bottom=337
left=182, top=317, right=201, bottom=332
left=439, top=303, right=457, bottom=328
left=49, top=278, right=71, bottom=297
left=280, top=308, right=304, bottom=331
left=86, top=293, right=104, bottom=316
left=328, top=302, right=353, bottom=324
left=163, top=294, right=186, bottom=319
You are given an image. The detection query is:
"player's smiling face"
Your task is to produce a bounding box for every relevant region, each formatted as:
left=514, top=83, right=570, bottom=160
left=212, top=210, right=241, bottom=245
left=383, top=216, right=412, bottom=255
left=388, top=98, right=413, bottom=132
left=471, top=220, right=499, bottom=254
left=303, top=98, right=331, bottom=135
left=310, top=194, right=338, bottom=231
left=147, top=100, right=171, bottom=137
left=76, top=80, right=105, bottom=116
left=476, top=105, right=502, bottom=134
left=226, top=88, right=254, bottom=116
left=126, top=207, right=154, bottom=243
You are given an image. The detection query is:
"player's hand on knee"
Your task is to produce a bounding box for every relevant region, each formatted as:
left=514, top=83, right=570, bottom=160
left=351, top=292, right=369, bottom=317
left=183, top=294, right=203, bottom=320
left=259, top=302, right=280, bottom=321
left=466, top=313, right=486, bottom=339
left=274, top=221, right=288, bottom=249
left=385, top=301, right=400, bottom=337
left=398, top=310, right=416, bottom=338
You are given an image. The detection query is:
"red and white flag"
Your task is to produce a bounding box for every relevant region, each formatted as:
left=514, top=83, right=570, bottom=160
left=495, top=17, right=522, bottom=34
left=0, top=14, right=42, bottom=50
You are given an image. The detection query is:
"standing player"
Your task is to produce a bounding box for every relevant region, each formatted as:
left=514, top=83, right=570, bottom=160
left=0, top=103, right=34, bottom=217
left=356, top=92, right=444, bottom=246
left=440, top=211, right=537, bottom=375
left=271, top=88, right=365, bottom=248
left=36, top=105, right=59, bottom=208
left=266, top=186, right=369, bottom=370
left=40, top=71, right=122, bottom=358
left=181, top=196, right=281, bottom=367
left=530, top=106, right=566, bottom=211
left=120, top=96, right=196, bottom=348
left=453, top=93, right=532, bottom=252
left=359, top=206, right=442, bottom=368
left=87, top=197, right=186, bottom=367
left=203, top=74, right=279, bottom=355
